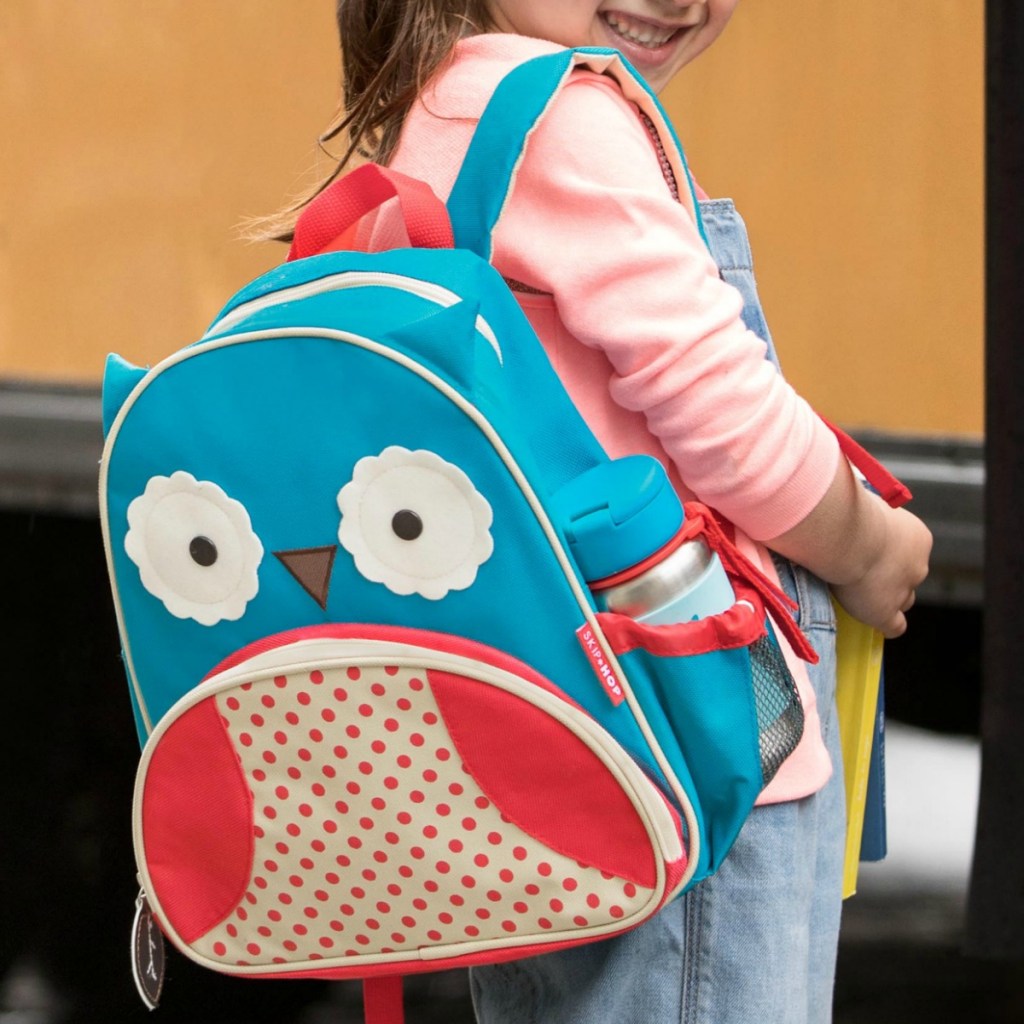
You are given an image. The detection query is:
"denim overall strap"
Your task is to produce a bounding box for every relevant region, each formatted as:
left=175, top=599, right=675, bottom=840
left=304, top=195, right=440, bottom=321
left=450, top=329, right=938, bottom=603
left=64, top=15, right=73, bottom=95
left=698, top=199, right=782, bottom=369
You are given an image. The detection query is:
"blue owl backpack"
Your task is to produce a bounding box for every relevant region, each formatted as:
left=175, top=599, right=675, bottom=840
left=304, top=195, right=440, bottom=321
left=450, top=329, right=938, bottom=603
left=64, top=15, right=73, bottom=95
left=100, top=50, right=821, bottom=1021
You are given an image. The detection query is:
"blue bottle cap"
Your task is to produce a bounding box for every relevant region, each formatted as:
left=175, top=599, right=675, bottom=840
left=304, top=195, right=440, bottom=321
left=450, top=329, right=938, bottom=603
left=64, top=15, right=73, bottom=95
left=551, top=455, right=684, bottom=582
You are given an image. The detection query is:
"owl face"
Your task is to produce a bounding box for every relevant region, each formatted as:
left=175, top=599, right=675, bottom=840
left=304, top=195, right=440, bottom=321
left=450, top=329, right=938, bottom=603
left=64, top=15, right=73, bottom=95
left=101, top=329, right=591, bottom=736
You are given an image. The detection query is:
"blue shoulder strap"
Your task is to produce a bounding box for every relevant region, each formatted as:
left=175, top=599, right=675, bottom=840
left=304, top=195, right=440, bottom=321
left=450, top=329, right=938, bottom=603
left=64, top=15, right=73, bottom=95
left=447, top=47, right=708, bottom=260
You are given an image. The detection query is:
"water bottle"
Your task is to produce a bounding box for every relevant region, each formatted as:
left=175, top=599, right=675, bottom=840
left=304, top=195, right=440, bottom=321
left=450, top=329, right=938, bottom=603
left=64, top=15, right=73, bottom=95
left=553, top=456, right=735, bottom=623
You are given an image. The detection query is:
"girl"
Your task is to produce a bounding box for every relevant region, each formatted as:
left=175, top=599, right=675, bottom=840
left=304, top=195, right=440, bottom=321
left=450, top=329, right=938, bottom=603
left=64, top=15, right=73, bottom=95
left=269, top=2, right=933, bottom=1021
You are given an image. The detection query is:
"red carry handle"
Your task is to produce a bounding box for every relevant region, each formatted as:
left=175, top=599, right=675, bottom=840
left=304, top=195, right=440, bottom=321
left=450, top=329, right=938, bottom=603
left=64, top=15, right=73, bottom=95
left=820, top=417, right=913, bottom=509
left=287, top=163, right=454, bottom=261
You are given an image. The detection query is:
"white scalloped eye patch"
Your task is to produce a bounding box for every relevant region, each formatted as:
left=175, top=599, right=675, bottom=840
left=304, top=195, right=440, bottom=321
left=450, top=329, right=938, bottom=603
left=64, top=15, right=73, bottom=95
left=337, top=447, right=493, bottom=600
left=124, top=471, right=263, bottom=626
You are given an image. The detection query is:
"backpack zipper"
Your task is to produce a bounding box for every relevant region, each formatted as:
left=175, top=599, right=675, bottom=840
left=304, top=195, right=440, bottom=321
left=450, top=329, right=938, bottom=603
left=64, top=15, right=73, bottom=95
left=205, top=270, right=503, bottom=364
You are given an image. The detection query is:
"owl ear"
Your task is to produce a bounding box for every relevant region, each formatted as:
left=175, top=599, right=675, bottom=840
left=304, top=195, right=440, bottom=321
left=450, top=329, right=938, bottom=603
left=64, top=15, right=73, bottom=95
left=382, top=298, right=485, bottom=390
left=102, top=353, right=147, bottom=437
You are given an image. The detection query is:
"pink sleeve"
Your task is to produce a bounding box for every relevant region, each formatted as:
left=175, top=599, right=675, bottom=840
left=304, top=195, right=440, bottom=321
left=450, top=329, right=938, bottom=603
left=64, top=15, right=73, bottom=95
left=491, top=73, right=840, bottom=542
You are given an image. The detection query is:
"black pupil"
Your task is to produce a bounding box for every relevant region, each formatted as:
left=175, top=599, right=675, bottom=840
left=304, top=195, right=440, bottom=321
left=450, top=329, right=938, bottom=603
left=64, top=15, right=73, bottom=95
left=391, top=509, right=423, bottom=541
left=189, top=536, right=218, bottom=566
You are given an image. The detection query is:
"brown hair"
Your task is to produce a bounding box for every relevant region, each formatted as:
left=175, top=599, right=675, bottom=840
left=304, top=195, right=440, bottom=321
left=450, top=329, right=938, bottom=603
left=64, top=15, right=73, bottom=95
left=255, top=0, right=494, bottom=243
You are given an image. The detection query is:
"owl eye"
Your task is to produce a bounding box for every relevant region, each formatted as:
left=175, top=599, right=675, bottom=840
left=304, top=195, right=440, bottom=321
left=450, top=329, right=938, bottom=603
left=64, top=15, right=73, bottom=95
left=337, top=447, right=493, bottom=600
left=124, top=471, right=264, bottom=626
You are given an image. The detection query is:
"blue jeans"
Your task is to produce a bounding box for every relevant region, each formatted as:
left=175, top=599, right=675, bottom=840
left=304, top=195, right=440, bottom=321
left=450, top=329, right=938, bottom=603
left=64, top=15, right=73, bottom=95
left=470, top=562, right=844, bottom=1024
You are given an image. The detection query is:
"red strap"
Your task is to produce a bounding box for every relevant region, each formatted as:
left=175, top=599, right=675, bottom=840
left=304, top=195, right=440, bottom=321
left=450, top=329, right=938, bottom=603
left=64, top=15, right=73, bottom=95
left=363, top=976, right=404, bottom=1024
left=684, top=503, right=820, bottom=664
left=288, top=164, right=454, bottom=261
left=820, top=416, right=912, bottom=509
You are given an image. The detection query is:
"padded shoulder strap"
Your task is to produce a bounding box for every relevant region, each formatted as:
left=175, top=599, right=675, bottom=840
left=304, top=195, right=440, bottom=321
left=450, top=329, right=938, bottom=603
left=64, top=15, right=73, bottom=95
left=447, top=47, right=707, bottom=260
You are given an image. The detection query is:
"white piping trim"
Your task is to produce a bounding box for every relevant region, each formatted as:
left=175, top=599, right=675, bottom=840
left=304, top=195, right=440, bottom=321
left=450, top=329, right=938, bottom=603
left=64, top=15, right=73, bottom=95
left=100, top=323, right=701, bottom=889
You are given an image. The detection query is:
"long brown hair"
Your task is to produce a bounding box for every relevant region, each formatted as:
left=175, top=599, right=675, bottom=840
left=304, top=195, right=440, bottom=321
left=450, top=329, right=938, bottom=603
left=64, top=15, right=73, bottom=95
left=255, top=0, right=493, bottom=243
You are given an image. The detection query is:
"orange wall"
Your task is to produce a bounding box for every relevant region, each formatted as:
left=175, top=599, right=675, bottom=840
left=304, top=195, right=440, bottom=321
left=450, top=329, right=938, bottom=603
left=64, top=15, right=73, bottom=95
left=1, top=3, right=983, bottom=437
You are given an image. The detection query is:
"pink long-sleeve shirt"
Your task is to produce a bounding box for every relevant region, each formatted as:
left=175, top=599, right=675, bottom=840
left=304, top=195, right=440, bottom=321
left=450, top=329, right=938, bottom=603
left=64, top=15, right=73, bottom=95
left=379, top=33, right=840, bottom=802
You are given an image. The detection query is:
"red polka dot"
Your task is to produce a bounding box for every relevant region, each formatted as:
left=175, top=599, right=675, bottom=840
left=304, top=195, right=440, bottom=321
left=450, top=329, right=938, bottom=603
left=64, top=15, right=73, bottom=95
left=312, top=839, right=327, bottom=852
left=396, top=698, right=412, bottom=712
left=311, top=670, right=325, bottom=685
left=346, top=724, right=361, bottom=739
left=298, top=803, right=313, bottom=817
left=486, top=890, right=502, bottom=903
left=410, top=733, right=425, bottom=747
left=297, top=692, right=312, bottom=706
left=398, top=865, right=413, bottom=879
left=330, top=919, right=345, bottom=932
left=387, top=883, right=402, bottom=897
left=610, top=905, right=625, bottom=919
left=275, top=786, right=289, bottom=800
left=410, top=790, right=425, bottom=804
left=287, top=767, right=301, bottom=780
left=213, top=941, right=227, bottom=956
left=293, top=923, right=308, bottom=935
left=525, top=883, right=540, bottom=896
left=309, top=728, right=324, bottom=743
left=474, top=853, right=489, bottom=868
left=351, top=886, right=366, bottom=899
left=563, top=878, right=579, bottom=892
left=396, top=811, right=412, bottom=825
left=487, top=832, right=502, bottom=846
left=324, top=820, right=338, bottom=834
left=285, top=712, right=300, bottom=726
left=423, top=824, right=438, bottom=839
left=286, top=823, right=301, bottom=837
left=538, top=917, right=552, bottom=929
left=358, top=762, right=374, bottom=776
left=268, top=909, right=282, bottom=922
left=321, top=708, right=336, bottom=723
left=371, top=682, right=387, bottom=697
left=436, top=860, right=451, bottom=874
left=412, top=897, right=429, bottom=911
left=274, top=675, right=288, bottom=689
left=538, top=862, right=552, bottom=876
left=422, top=710, right=438, bottom=725
left=587, top=893, right=600, bottom=909
left=322, top=764, right=336, bottom=778
left=449, top=839, right=464, bottom=854
left=283, top=939, right=297, bottom=951
left=410, top=846, right=425, bottom=859
left=422, top=768, right=438, bottom=783
left=409, top=677, right=424, bottom=691
left=550, top=898, right=564, bottom=912
left=461, top=874, right=476, bottom=888
left=326, top=872, right=340, bottom=885
left=499, top=868, right=514, bottom=883
left=513, top=901, right=528, bottom=914
left=501, top=921, right=517, bottom=933
left=225, top=696, right=240, bottom=711
left=346, top=667, right=359, bottom=681
left=465, top=925, right=480, bottom=937
left=246, top=943, right=261, bottom=956
left=347, top=835, right=362, bottom=849
left=384, top=718, right=399, bottom=732
left=390, top=932, right=405, bottom=943
left=257, top=926, right=272, bottom=938
left=358, top=704, right=374, bottom=718
left=359, top=816, right=374, bottom=830
left=263, top=806, right=277, bottom=820
left=297, top=748, right=312, bottom=762
left=450, top=894, right=465, bottom=907
left=397, top=755, right=412, bottom=769
left=254, top=876, right=268, bottom=889
left=401, top=915, right=417, bottom=928
left=340, top=904, right=355, bottom=916
left=435, top=748, right=451, bottom=762
left=371, top=740, right=387, bottom=755
left=623, top=882, right=637, bottom=898
left=311, top=782, right=326, bottom=797
left=244, top=891, right=257, bottom=905
left=384, top=777, right=399, bottom=791
left=226, top=924, right=238, bottom=937
left=475, top=796, right=490, bottom=810
left=300, top=857, right=314, bottom=870
left=319, top=936, right=335, bottom=949
left=253, top=825, right=265, bottom=839
left=427, top=929, right=442, bottom=942
left=573, top=915, right=588, bottom=927
left=261, top=695, right=275, bottom=709
left=249, top=713, right=263, bottom=727
left=439, top=911, right=454, bottom=925
left=424, top=880, right=439, bottom=893
left=239, top=733, right=253, bottom=747
left=289, top=874, right=304, bottom=887
left=253, top=769, right=267, bottom=782
left=385, top=831, right=400, bottom=845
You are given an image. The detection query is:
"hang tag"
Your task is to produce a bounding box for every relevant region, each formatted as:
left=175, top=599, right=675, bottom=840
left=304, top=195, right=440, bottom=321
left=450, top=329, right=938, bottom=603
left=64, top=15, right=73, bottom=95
left=131, top=891, right=166, bottom=1010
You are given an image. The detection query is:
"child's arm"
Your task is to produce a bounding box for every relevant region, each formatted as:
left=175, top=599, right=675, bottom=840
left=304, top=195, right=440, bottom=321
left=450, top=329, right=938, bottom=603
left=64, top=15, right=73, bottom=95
left=765, top=458, right=933, bottom=638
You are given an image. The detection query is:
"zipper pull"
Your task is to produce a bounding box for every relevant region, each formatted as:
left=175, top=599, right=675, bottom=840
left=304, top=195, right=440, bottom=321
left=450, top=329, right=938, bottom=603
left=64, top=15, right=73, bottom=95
left=132, top=888, right=166, bottom=1010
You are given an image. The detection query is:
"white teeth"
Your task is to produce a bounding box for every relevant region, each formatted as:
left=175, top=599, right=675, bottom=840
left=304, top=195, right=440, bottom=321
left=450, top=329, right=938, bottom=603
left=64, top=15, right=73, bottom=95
left=603, top=12, right=677, bottom=48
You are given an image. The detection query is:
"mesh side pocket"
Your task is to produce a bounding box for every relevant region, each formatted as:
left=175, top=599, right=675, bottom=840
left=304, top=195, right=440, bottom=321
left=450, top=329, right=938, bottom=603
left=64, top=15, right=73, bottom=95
left=749, top=632, right=804, bottom=785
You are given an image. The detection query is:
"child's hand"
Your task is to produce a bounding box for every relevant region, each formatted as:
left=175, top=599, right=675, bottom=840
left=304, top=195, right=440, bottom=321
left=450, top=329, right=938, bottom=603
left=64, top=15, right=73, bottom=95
left=829, top=504, right=933, bottom=638
left=766, top=461, right=932, bottom=638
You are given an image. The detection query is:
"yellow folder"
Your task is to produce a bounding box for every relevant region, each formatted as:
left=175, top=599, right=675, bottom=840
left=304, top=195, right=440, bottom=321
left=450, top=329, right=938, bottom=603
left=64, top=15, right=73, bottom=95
left=832, top=599, right=884, bottom=898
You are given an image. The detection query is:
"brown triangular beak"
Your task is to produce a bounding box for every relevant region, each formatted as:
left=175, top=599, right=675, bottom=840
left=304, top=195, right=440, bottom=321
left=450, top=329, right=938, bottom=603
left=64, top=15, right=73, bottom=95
left=274, top=545, right=337, bottom=610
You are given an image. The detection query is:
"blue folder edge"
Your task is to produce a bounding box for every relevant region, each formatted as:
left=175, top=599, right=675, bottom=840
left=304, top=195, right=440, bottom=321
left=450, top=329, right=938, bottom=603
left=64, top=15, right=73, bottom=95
left=859, top=668, right=888, bottom=861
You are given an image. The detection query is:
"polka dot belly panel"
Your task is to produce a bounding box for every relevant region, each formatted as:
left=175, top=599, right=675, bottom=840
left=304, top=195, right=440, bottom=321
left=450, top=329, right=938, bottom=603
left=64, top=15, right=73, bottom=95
left=134, top=633, right=685, bottom=977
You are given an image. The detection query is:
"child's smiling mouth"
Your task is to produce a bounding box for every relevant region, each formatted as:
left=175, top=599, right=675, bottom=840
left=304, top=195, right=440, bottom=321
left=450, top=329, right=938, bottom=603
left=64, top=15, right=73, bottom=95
left=601, top=11, right=683, bottom=50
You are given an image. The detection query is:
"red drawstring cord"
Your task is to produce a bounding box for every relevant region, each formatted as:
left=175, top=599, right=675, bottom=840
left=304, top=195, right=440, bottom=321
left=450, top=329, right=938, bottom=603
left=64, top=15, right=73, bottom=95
left=685, top=503, right=820, bottom=665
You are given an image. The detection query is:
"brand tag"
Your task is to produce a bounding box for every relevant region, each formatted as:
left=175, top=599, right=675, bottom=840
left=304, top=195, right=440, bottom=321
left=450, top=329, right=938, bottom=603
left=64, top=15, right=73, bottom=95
left=575, top=624, right=624, bottom=706
left=132, top=891, right=166, bottom=1010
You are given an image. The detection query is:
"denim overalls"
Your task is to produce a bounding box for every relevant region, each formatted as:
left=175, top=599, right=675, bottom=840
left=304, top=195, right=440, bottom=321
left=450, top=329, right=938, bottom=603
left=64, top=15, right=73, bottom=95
left=471, top=201, right=846, bottom=1024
